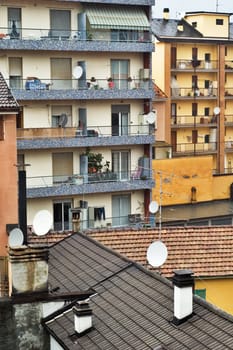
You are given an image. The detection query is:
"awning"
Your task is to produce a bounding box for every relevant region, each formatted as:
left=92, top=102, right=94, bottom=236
left=85, top=6, right=150, bottom=31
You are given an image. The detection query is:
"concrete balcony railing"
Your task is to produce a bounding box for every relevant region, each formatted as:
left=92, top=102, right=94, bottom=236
left=172, top=59, right=218, bottom=70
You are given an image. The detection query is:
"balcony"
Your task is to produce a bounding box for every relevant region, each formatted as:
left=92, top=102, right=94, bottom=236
left=171, top=59, right=218, bottom=71
left=225, top=114, right=233, bottom=125
left=225, top=89, right=233, bottom=98
left=171, top=86, right=218, bottom=99
left=172, top=142, right=217, bottom=156
left=10, top=78, right=154, bottom=101
left=171, top=115, right=217, bottom=128
left=0, top=27, right=153, bottom=52
left=26, top=170, right=155, bottom=199
left=17, top=124, right=155, bottom=150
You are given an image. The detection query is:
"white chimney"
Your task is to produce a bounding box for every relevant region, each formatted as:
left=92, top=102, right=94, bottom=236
left=172, top=270, right=194, bottom=325
left=163, top=8, right=170, bottom=21
left=73, top=299, right=92, bottom=335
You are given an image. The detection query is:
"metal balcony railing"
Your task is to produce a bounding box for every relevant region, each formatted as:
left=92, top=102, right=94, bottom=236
left=171, top=115, right=217, bottom=126
left=8, top=78, right=151, bottom=91
left=17, top=123, right=153, bottom=140
left=172, top=59, right=218, bottom=70
left=225, top=115, right=233, bottom=123
left=173, top=142, right=217, bottom=154
left=171, top=87, right=218, bottom=98
left=0, top=27, right=151, bottom=43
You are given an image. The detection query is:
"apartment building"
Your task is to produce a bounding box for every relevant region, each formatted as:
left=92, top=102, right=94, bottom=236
left=151, top=10, right=233, bottom=210
left=0, top=0, right=155, bottom=231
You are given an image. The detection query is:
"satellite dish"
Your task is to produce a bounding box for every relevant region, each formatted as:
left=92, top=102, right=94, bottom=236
left=33, top=210, right=52, bottom=236
left=149, top=201, right=159, bottom=213
left=146, top=111, right=156, bottom=124
left=72, top=66, right=83, bottom=79
left=9, top=228, right=24, bottom=247
left=214, top=106, right=220, bottom=115
left=59, top=113, right=68, bottom=127
left=147, top=240, right=168, bottom=267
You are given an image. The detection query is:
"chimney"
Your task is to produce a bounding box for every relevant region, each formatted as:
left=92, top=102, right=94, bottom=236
left=172, top=270, right=194, bottom=325
left=9, top=246, right=49, bottom=296
left=73, top=299, right=92, bottom=336
left=177, top=21, right=184, bottom=32
left=163, top=8, right=169, bottom=21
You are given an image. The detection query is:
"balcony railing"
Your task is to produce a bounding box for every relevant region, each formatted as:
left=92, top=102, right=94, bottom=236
left=0, top=27, right=151, bottom=43
left=171, top=115, right=217, bottom=126
left=172, top=59, right=218, bottom=70
left=225, top=61, right=233, bottom=70
left=8, top=78, right=151, bottom=92
left=173, top=142, right=217, bottom=154
left=26, top=169, right=153, bottom=189
left=171, top=87, right=218, bottom=98
left=225, top=89, right=233, bottom=97
left=225, top=115, right=233, bottom=124
left=17, top=123, right=153, bottom=140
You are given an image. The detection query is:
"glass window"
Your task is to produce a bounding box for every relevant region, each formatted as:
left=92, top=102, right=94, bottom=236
left=111, top=59, right=129, bottom=89
left=112, top=194, right=131, bottom=226
left=53, top=200, right=72, bottom=231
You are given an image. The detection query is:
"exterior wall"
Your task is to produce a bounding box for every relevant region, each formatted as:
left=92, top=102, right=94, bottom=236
left=195, top=278, right=233, bottom=315
left=0, top=299, right=49, bottom=350
left=185, top=14, right=229, bottom=38
left=152, top=42, right=165, bottom=89
left=0, top=114, right=18, bottom=256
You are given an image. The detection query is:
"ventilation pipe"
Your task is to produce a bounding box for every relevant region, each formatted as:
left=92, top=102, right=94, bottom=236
left=73, top=299, right=92, bottom=336
left=163, top=8, right=170, bottom=21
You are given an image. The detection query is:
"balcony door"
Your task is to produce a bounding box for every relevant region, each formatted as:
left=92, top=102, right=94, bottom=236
left=53, top=200, right=72, bottom=231
left=9, top=57, right=22, bottom=89
left=112, top=194, right=131, bottom=226
left=111, top=59, right=129, bottom=89
left=50, top=10, right=71, bottom=38
left=51, top=58, right=72, bottom=89
left=52, top=152, right=73, bottom=183
left=112, top=150, right=130, bottom=180
left=8, top=8, right=21, bottom=38
left=111, top=105, right=129, bottom=136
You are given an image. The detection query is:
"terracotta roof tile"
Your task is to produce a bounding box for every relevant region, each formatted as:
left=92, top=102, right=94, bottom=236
left=88, top=226, right=233, bottom=278
left=0, top=72, right=19, bottom=110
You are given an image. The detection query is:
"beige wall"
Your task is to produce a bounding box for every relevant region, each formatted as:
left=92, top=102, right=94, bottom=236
left=185, top=14, right=229, bottom=38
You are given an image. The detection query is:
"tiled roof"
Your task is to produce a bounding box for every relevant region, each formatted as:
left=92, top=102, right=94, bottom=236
left=27, top=229, right=72, bottom=246
left=46, top=232, right=233, bottom=349
left=88, top=226, right=233, bottom=277
left=0, top=72, right=19, bottom=111
left=151, top=18, right=203, bottom=40
left=153, top=82, right=167, bottom=99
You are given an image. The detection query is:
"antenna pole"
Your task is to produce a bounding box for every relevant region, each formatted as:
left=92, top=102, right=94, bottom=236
left=216, top=0, right=219, bottom=11
left=158, top=171, right=162, bottom=239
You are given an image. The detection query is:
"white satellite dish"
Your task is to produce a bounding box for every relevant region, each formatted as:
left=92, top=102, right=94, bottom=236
left=214, top=106, right=220, bottom=115
left=146, top=111, right=156, bottom=124
left=72, top=66, right=83, bottom=79
left=33, top=210, right=52, bottom=236
left=147, top=240, right=168, bottom=267
left=149, top=201, right=159, bottom=213
left=9, top=228, right=24, bottom=247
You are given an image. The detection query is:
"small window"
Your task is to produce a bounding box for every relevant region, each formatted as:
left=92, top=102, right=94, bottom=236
left=0, top=117, right=4, bottom=140
left=192, top=22, right=197, bottom=28
left=216, top=19, right=223, bottom=25
left=204, top=108, right=209, bottom=116
left=195, top=288, right=206, bottom=299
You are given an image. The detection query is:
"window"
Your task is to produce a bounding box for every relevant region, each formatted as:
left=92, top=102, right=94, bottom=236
left=112, top=150, right=130, bottom=180
left=216, top=19, right=224, bottom=25
left=192, top=103, right=197, bottom=116
left=53, top=200, right=72, bottom=231
left=51, top=105, right=72, bottom=127
left=52, top=152, right=73, bottom=183
left=204, top=108, right=209, bottom=116
left=51, top=58, right=72, bottom=89
left=111, top=59, right=129, bottom=89
left=9, top=57, right=22, bottom=89
left=111, top=105, right=130, bottom=136
left=192, top=22, right=197, bottom=28
left=8, top=8, right=21, bottom=38
left=0, top=117, right=4, bottom=140
left=195, top=288, right=206, bottom=299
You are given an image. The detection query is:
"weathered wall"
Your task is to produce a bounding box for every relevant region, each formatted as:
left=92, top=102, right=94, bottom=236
left=0, top=299, right=49, bottom=350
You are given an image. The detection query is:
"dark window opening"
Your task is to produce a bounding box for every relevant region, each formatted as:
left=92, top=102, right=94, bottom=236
left=216, top=19, right=223, bottom=25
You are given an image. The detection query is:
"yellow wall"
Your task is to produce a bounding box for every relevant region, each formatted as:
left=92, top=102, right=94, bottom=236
left=185, top=14, right=229, bottom=38
left=152, top=156, right=233, bottom=205
left=195, top=278, right=233, bottom=315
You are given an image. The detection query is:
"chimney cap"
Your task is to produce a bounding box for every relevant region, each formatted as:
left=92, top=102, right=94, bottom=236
left=163, top=8, right=169, bottom=12
left=173, top=270, right=194, bottom=288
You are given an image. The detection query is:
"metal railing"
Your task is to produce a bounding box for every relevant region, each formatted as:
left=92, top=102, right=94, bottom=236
left=171, top=87, right=218, bottom=98
left=172, top=59, right=218, bottom=70
left=0, top=257, right=8, bottom=297
left=26, top=169, right=152, bottom=189
left=8, top=78, right=151, bottom=91
left=171, top=115, right=217, bottom=126
left=173, top=142, right=217, bottom=154
left=0, top=27, right=150, bottom=42
left=17, top=123, right=153, bottom=140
